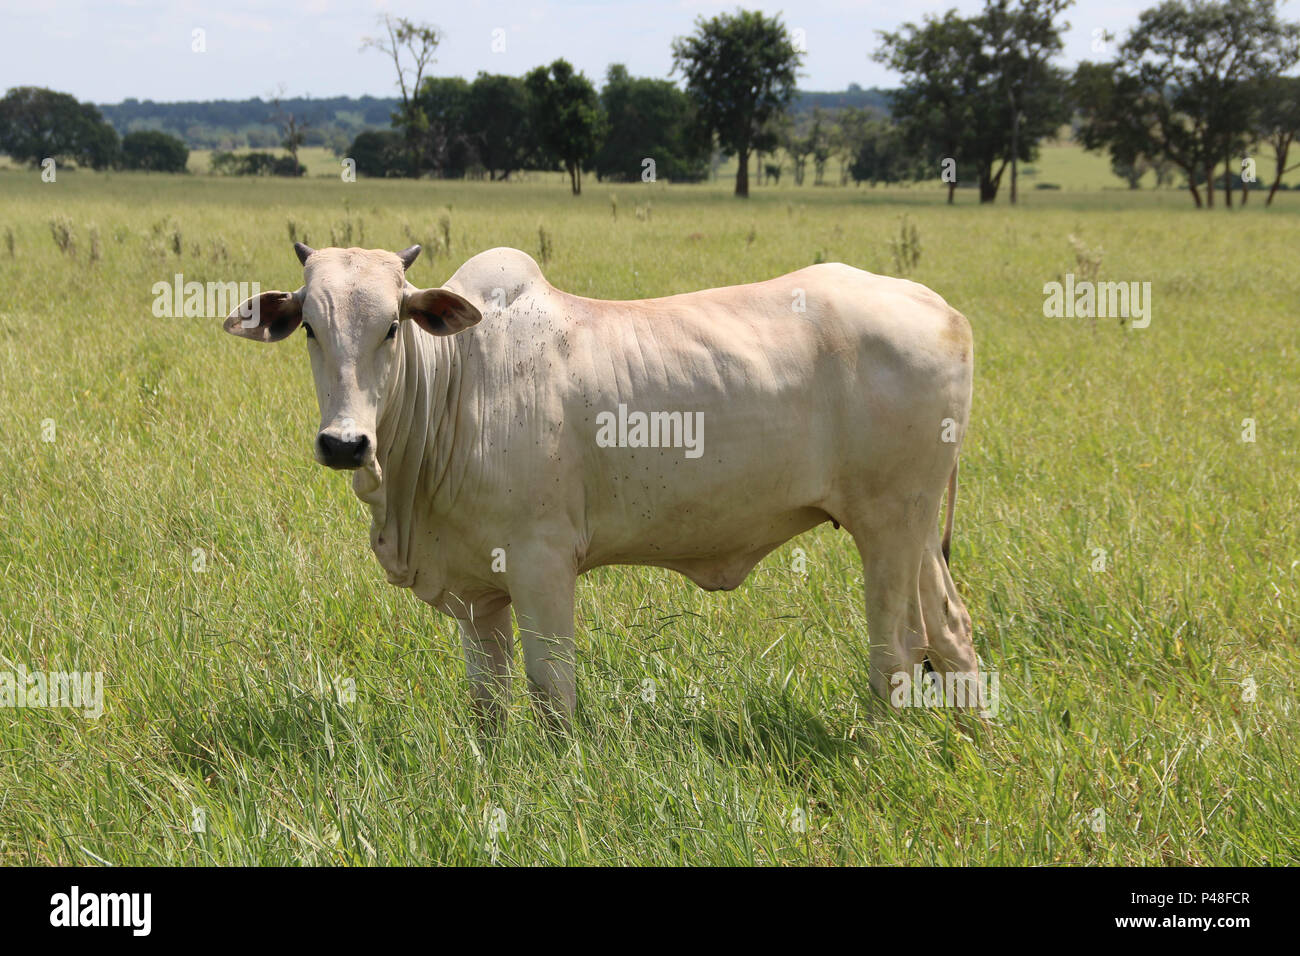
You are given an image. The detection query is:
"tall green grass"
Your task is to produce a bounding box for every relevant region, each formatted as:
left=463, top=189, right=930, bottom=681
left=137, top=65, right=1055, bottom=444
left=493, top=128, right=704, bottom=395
left=0, top=168, right=1296, bottom=864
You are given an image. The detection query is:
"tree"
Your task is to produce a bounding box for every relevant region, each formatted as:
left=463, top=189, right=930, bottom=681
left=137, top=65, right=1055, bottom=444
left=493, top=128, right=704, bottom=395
left=1134, top=0, right=1299, bottom=207
left=850, top=120, right=920, bottom=185
left=1072, top=61, right=1178, bottom=192
left=0, top=86, right=119, bottom=169
left=413, top=76, right=472, bottom=177
left=325, top=129, right=353, bottom=158
left=76, top=112, right=120, bottom=170
left=809, top=108, right=832, bottom=185
left=782, top=122, right=812, bottom=186
left=875, top=12, right=982, bottom=204
left=270, top=85, right=308, bottom=175
left=1078, top=0, right=1300, bottom=208
left=671, top=10, right=802, bottom=197
left=362, top=15, right=441, bottom=176
left=119, top=130, right=188, bottom=172
left=981, top=0, right=1074, bottom=204
left=347, top=129, right=405, bottom=177
left=877, top=3, right=1070, bottom=203
left=1072, top=59, right=1211, bottom=205
left=525, top=59, right=604, bottom=195
left=467, top=73, right=537, bottom=181
left=1151, top=155, right=1177, bottom=187
left=1111, top=153, right=1151, bottom=188
left=1257, top=74, right=1300, bottom=204
left=833, top=107, right=876, bottom=184
left=594, top=65, right=710, bottom=182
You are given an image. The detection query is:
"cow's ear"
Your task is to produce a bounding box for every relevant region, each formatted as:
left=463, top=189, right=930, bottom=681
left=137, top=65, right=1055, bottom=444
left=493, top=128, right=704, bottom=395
left=223, top=290, right=304, bottom=343
left=403, top=287, right=482, bottom=336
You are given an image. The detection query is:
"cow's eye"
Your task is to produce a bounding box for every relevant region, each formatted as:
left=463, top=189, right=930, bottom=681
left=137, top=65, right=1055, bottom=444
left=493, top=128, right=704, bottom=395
left=385, top=321, right=399, bottom=341
left=303, top=323, right=315, bottom=339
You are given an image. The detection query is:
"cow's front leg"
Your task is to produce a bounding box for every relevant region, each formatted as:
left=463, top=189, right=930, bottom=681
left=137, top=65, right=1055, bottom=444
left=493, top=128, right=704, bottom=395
left=457, top=604, right=514, bottom=735
left=508, top=553, right=577, bottom=733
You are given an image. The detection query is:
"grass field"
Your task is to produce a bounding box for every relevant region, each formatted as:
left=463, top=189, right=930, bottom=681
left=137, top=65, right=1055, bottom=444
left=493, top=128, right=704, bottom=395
left=0, top=167, right=1297, bottom=865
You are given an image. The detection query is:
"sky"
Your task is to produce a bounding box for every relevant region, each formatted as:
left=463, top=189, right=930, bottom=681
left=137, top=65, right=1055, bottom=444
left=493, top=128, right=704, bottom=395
left=2, top=0, right=1299, bottom=104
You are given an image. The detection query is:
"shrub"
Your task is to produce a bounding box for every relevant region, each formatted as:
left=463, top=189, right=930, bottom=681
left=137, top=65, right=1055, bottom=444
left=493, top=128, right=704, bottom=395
left=119, top=130, right=189, bottom=172
left=49, top=216, right=75, bottom=256
left=210, top=150, right=304, bottom=177
left=346, top=130, right=406, bottom=178
left=889, top=215, right=921, bottom=275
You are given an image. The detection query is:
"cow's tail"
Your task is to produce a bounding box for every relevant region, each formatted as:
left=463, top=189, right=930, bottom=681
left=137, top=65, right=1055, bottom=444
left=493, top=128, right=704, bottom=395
left=941, top=462, right=958, bottom=567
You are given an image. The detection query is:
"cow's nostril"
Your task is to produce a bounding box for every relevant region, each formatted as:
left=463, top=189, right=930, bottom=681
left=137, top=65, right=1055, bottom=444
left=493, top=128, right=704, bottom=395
left=317, top=431, right=369, bottom=469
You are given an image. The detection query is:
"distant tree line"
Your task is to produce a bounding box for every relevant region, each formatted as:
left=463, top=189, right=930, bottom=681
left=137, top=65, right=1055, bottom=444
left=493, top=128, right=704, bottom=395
left=358, top=10, right=797, bottom=194
left=351, top=60, right=715, bottom=189
left=0, top=87, right=190, bottom=172
left=0, top=86, right=316, bottom=176
left=349, top=60, right=714, bottom=190
left=97, top=94, right=396, bottom=152
left=85, top=90, right=890, bottom=157
left=353, top=6, right=1080, bottom=200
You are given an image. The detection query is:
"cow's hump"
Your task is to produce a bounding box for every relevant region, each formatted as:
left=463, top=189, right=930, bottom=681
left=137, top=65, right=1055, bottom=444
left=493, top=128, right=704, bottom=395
left=444, top=247, right=547, bottom=309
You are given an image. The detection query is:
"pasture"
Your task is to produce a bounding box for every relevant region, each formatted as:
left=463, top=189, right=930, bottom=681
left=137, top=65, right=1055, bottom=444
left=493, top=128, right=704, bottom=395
left=0, top=165, right=1297, bottom=865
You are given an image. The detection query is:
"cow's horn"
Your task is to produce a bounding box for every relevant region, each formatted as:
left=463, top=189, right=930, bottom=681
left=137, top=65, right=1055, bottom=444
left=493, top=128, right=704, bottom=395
left=397, top=245, right=421, bottom=270
left=294, top=242, right=315, bottom=265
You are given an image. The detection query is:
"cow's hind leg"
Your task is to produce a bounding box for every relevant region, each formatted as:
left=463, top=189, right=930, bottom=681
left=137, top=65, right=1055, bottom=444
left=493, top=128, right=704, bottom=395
left=458, top=604, right=515, bottom=735
left=918, top=528, right=977, bottom=674
left=917, top=528, right=987, bottom=712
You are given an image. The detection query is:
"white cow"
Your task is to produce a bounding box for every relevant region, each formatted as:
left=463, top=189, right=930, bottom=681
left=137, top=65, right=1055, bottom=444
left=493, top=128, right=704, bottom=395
left=225, top=243, right=976, bottom=730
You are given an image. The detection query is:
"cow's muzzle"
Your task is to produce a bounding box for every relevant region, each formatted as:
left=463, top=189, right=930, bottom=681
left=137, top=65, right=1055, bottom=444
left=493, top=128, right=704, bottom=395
left=316, top=430, right=371, bottom=470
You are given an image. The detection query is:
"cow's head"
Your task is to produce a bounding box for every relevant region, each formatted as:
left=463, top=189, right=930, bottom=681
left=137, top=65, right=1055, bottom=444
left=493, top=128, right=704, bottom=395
left=224, top=243, right=482, bottom=470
